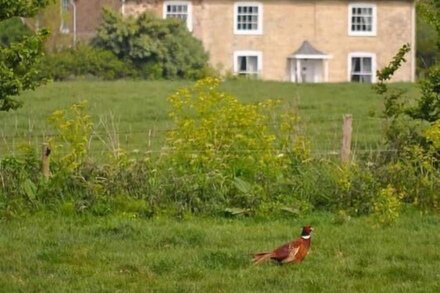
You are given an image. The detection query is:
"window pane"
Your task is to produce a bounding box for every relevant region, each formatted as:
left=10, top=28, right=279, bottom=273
left=351, top=56, right=373, bottom=83
left=351, top=74, right=371, bottom=83
left=351, top=74, right=361, bottom=82
left=62, top=0, right=69, bottom=10
left=352, top=57, right=361, bottom=72
left=166, top=4, right=190, bottom=29
left=239, top=57, right=247, bottom=71
left=361, top=75, right=372, bottom=83
left=247, top=56, right=258, bottom=73
left=362, top=57, right=372, bottom=72
left=236, top=5, right=260, bottom=31
left=237, top=55, right=259, bottom=75
left=351, top=5, right=373, bottom=32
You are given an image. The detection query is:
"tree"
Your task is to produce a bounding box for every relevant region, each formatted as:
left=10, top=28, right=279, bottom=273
left=417, top=11, right=439, bottom=75
left=0, top=17, right=32, bottom=47
left=0, top=0, right=51, bottom=111
left=415, top=0, right=440, bottom=123
left=374, top=0, right=440, bottom=153
left=417, top=0, right=440, bottom=76
left=93, top=9, right=209, bottom=80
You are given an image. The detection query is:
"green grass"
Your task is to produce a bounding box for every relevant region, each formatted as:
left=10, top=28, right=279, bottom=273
left=0, top=79, right=419, bottom=157
left=0, top=211, right=439, bottom=292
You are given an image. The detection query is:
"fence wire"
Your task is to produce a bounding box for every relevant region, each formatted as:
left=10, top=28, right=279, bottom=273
left=0, top=116, right=391, bottom=159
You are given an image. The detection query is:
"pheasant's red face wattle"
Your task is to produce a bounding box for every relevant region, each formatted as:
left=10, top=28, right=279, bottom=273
left=301, top=225, right=313, bottom=238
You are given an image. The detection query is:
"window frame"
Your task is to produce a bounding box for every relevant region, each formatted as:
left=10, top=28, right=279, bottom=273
left=163, top=1, right=193, bottom=31
left=348, top=3, right=377, bottom=37
left=59, top=0, right=70, bottom=34
left=348, top=52, right=376, bottom=83
left=233, top=2, right=263, bottom=35
left=233, top=50, right=263, bottom=76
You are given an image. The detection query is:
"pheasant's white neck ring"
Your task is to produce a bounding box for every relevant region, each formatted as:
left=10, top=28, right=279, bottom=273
left=301, top=235, right=311, bottom=240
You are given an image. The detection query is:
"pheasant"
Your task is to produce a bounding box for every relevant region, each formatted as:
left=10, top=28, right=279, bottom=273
left=252, top=225, right=313, bottom=265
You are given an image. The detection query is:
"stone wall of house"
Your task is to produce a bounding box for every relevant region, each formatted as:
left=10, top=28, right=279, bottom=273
left=124, top=0, right=161, bottom=16
left=115, top=0, right=416, bottom=82
left=71, top=0, right=120, bottom=39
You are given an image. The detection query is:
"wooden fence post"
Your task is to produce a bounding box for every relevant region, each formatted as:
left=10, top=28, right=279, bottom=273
left=42, top=143, right=51, bottom=179
left=341, top=114, right=352, bottom=164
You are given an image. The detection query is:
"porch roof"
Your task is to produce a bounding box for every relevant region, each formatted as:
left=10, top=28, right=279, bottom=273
left=288, top=41, right=330, bottom=59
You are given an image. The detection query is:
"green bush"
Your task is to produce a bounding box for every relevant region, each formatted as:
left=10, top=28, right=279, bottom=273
left=0, top=148, right=40, bottom=218
left=93, top=9, right=209, bottom=80
left=42, top=45, right=135, bottom=80
left=162, top=77, right=309, bottom=213
left=0, top=17, right=32, bottom=47
left=373, top=43, right=440, bottom=212
left=2, top=77, right=439, bottom=220
left=377, top=146, right=439, bottom=211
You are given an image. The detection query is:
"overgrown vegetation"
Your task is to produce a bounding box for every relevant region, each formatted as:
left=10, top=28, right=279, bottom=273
left=1, top=79, right=311, bottom=218
left=0, top=0, right=50, bottom=111
left=162, top=78, right=309, bottom=213
left=1, top=1, right=439, bottom=223
left=92, top=9, right=210, bottom=80
left=417, top=0, right=440, bottom=76
left=41, top=45, right=135, bottom=80
left=1, top=70, right=437, bottom=222
left=371, top=40, right=439, bottom=212
left=0, top=17, right=31, bottom=47
left=38, top=9, right=211, bottom=81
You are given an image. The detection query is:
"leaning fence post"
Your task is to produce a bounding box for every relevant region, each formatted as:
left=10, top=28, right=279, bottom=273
left=341, top=114, right=352, bottom=164
left=42, top=143, right=51, bottom=179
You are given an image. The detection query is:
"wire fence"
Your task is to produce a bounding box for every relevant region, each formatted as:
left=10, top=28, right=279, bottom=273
left=0, top=115, right=394, bottom=161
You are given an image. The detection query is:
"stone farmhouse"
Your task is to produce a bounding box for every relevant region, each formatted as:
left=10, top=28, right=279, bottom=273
left=59, top=0, right=416, bottom=83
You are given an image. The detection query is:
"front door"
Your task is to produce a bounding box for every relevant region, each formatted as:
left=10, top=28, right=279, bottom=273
left=291, top=59, right=323, bottom=83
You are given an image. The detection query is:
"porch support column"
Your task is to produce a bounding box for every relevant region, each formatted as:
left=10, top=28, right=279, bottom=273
left=296, top=59, right=301, bottom=83
left=324, top=59, right=329, bottom=82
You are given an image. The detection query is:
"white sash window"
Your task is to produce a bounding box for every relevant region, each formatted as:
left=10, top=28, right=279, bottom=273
left=163, top=1, right=193, bottom=31
left=348, top=3, right=377, bottom=36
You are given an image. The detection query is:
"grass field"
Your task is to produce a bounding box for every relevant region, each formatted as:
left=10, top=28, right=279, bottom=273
left=0, top=79, right=419, bottom=157
left=1, top=80, right=438, bottom=292
left=0, top=210, right=439, bottom=292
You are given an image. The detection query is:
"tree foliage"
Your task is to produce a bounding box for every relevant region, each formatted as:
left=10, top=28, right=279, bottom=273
left=417, top=1, right=440, bottom=74
left=372, top=1, right=440, bottom=211
left=0, top=17, right=32, bottom=47
left=93, top=9, right=209, bottom=80
left=0, top=0, right=51, bottom=111
left=411, top=0, right=440, bottom=124
left=42, top=44, right=136, bottom=81
left=418, top=0, right=440, bottom=44
left=163, top=78, right=309, bottom=211
left=0, top=0, right=51, bottom=20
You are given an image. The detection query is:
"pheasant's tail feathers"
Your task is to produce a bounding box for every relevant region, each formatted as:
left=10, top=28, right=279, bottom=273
left=252, top=252, right=272, bottom=265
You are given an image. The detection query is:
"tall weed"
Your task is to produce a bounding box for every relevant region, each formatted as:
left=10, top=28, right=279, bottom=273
left=163, top=77, right=309, bottom=213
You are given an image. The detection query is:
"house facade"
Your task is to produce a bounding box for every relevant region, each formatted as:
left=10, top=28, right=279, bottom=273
left=60, top=0, right=416, bottom=83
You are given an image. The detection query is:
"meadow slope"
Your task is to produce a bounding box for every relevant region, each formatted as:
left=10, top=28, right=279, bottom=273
left=0, top=80, right=418, bottom=157
left=0, top=211, right=439, bottom=292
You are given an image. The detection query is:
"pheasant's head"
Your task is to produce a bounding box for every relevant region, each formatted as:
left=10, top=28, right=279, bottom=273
left=301, top=225, right=313, bottom=239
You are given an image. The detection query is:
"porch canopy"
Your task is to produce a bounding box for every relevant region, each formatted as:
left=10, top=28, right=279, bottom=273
left=288, top=40, right=330, bottom=82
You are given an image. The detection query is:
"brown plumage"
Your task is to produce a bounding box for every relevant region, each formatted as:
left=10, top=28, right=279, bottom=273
left=252, top=225, right=313, bottom=265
